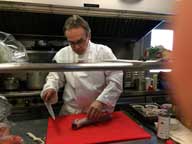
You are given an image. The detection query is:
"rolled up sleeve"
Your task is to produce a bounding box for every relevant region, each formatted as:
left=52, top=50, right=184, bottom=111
left=41, top=72, right=65, bottom=98
left=96, top=70, right=123, bottom=108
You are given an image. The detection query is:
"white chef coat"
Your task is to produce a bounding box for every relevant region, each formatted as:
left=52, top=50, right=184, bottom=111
left=41, top=41, right=123, bottom=115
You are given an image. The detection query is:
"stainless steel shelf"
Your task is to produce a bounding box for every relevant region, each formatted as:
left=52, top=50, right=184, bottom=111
left=0, top=60, right=170, bottom=73
left=0, top=90, right=41, bottom=97
left=122, top=90, right=169, bottom=96
left=0, top=62, right=135, bottom=73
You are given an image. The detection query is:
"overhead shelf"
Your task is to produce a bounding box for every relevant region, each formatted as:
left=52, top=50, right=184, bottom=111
left=0, top=90, right=41, bottom=97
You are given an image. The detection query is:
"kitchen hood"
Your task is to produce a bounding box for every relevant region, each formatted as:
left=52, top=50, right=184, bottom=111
left=0, top=1, right=170, bottom=42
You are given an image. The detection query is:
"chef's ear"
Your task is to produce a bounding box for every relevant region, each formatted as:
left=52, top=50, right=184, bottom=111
left=87, top=32, right=91, bottom=40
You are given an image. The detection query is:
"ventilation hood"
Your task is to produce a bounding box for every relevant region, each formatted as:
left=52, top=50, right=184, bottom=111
left=0, top=1, right=171, bottom=42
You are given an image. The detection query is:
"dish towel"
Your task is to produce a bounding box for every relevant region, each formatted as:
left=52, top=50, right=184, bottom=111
left=169, top=119, right=192, bottom=144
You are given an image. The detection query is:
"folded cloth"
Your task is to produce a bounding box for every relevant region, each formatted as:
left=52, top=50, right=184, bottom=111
left=169, top=120, right=192, bottom=144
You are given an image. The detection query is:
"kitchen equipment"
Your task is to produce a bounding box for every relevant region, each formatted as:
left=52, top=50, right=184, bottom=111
left=45, top=103, right=55, bottom=120
left=27, top=72, right=48, bottom=90
left=128, top=103, right=160, bottom=123
left=0, top=31, right=28, bottom=63
left=123, top=71, right=145, bottom=91
left=46, top=111, right=151, bottom=144
left=0, top=95, right=12, bottom=122
left=3, top=76, right=20, bottom=91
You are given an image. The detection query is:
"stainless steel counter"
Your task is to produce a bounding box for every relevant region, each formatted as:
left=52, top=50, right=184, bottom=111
left=2, top=89, right=168, bottom=122
left=11, top=118, right=47, bottom=143
left=1, top=89, right=168, bottom=98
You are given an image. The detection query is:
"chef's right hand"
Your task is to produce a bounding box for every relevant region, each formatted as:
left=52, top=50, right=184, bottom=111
left=42, top=89, right=58, bottom=104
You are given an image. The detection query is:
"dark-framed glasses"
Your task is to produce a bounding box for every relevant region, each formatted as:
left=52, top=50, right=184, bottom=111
left=68, top=37, right=87, bottom=46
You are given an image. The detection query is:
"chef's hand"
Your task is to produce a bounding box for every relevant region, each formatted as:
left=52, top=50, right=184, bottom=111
left=87, top=100, right=105, bottom=121
left=42, top=89, right=58, bottom=104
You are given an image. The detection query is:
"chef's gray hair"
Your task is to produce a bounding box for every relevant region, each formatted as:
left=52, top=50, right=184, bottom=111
left=63, top=15, right=91, bottom=36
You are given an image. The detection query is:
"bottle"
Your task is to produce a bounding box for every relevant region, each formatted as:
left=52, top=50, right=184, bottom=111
left=145, top=77, right=151, bottom=91
left=148, top=78, right=154, bottom=91
left=123, top=71, right=132, bottom=89
left=152, top=74, right=158, bottom=91
left=138, top=71, right=145, bottom=91
left=157, top=110, right=170, bottom=140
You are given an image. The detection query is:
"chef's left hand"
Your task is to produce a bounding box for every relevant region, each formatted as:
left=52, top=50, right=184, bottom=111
left=87, top=100, right=105, bottom=121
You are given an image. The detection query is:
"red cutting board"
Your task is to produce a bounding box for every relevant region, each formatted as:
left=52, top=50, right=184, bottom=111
left=46, top=111, right=151, bottom=144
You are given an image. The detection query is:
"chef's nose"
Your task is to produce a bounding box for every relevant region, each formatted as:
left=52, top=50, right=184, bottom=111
left=73, top=44, right=81, bottom=50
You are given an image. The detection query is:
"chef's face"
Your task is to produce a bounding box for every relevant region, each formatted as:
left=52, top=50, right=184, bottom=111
left=65, top=27, right=90, bottom=55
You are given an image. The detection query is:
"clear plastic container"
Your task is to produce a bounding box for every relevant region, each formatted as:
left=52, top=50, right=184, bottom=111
left=0, top=31, right=28, bottom=63
left=0, top=95, right=24, bottom=144
left=0, top=96, right=12, bottom=122
left=157, top=110, right=170, bottom=140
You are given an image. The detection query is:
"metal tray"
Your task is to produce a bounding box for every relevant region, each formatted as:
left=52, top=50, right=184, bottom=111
left=128, top=103, right=160, bottom=123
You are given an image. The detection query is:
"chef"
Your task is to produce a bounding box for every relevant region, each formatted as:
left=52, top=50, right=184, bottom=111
left=41, top=15, right=123, bottom=121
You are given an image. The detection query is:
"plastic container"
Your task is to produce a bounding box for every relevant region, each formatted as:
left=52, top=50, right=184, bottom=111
left=157, top=110, right=170, bottom=140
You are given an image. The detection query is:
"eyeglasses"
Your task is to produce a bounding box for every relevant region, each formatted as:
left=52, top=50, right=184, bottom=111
left=68, top=37, right=87, bottom=46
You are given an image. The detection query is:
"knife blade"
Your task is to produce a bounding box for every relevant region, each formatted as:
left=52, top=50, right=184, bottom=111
left=45, top=102, right=55, bottom=120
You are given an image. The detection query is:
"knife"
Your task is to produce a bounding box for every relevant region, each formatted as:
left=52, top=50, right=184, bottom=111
left=45, top=102, right=55, bottom=120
